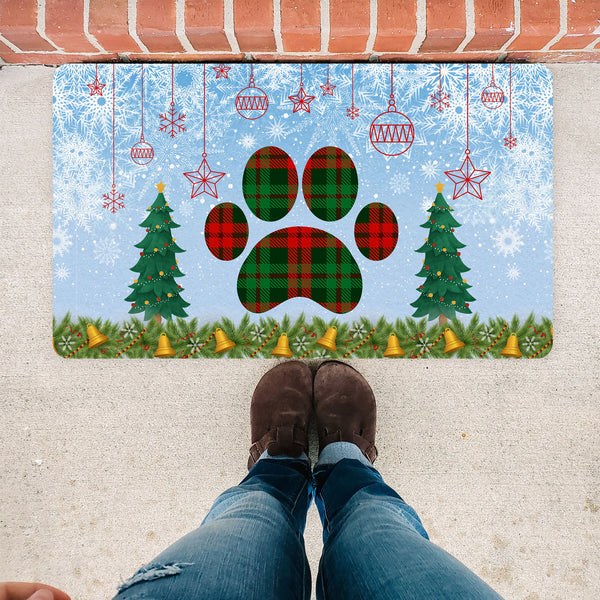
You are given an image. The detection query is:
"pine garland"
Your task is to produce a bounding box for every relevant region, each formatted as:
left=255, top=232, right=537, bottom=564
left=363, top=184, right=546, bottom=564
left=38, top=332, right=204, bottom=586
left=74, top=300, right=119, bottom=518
left=343, top=326, right=376, bottom=358
left=410, top=330, right=445, bottom=358
left=115, top=327, right=147, bottom=357
left=479, top=322, right=508, bottom=357
left=249, top=322, right=279, bottom=358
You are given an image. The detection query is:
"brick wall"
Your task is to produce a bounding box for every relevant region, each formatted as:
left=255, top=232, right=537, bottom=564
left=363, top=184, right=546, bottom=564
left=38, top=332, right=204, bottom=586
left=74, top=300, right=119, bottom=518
left=0, top=0, right=598, bottom=64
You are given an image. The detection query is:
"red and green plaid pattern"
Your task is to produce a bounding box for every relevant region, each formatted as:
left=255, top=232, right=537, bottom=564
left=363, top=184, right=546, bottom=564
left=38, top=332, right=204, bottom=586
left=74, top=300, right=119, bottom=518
left=242, top=146, right=298, bottom=221
left=204, top=202, right=249, bottom=261
left=354, top=202, right=398, bottom=261
left=237, top=226, right=362, bottom=314
left=302, top=146, right=358, bottom=221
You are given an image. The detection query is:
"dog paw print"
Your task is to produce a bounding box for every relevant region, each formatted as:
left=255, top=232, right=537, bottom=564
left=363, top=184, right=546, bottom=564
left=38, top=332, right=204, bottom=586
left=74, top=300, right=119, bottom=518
left=204, top=146, right=399, bottom=314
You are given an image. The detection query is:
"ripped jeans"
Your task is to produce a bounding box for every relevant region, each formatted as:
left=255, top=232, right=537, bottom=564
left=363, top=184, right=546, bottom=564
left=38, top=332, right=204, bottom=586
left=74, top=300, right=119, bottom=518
left=113, top=443, right=504, bottom=600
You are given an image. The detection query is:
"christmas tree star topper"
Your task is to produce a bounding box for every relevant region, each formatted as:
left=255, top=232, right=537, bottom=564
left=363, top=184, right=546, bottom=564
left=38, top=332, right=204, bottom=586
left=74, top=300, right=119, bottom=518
left=435, top=181, right=445, bottom=193
left=156, top=181, right=165, bottom=193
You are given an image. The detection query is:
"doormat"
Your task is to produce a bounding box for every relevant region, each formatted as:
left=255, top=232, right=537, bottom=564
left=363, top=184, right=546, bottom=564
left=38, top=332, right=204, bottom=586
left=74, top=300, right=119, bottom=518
left=52, top=63, right=553, bottom=359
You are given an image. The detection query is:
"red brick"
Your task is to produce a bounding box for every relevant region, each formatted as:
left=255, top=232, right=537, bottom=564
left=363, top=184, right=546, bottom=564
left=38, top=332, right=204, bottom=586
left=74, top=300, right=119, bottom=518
left=551, top=0, right=599, bottom=50
left=0, top=0, right=55, bottom=51
left=234, top=0, right=276, bottom=51
left=374, top=0, right=417, bottom=52
left=329, top=0, right=369, bottom=53
left=379, top=51, right=499, bottom=62
left=127, top=52, right=244, bottom=62
left=252, top=53, right=370, bottom=61
left=280, top=0, right=320, bottom=52
left=0, top=52, right=117, bottom=64
left=465, top=0, right=515, bottom=51
left=137, top=0, right=183, bottom=52
left=508, top=0, right=560, bottom=51
left=89, top=0, right=141, bottom=52
left=185, top=0, right=231, bottom=52
left=419, top=0, right=466, bottom=53
left=45, top=0, right=97, bottom=52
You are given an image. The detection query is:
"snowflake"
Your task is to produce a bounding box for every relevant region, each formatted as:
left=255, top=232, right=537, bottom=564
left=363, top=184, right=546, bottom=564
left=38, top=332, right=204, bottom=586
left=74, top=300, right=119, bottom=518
left=389, top=171, right=410, bottom=195
left=179, top=200, right=194, bottom=217
left=239, top=133, right=256, bottom=149
left=53, top=226, right=73, bottom=257
left=59, top=335, right=74, bottom=351
left=54, top=263, right=70, bottom=281
left=506, top=263, right=520, bottom=280
left=313, top=348, right=329, bottom=358
left=491, top=226, right=524, bottom=257
left=93, top=237, right=122, bottom=266
left=479, top=324, right=495, bottom=343
left=187, top=337, right=203, bottom=353
left=102, top=186, right=125, bottom=214
left=421, top=160, right=440, bottom=181
left=430, top=89, right=450, bottom=112
left=421, top=197, right=433, bottom=212
left=121, top=323, right=137, bottom=338
left=249, top=325, right=265, bottom=341
left=159, top=103, right=186, bottom=138
left=266, top=117, right=289, bottom=142
left=350, top=323, right=366, bottom=339
left=294, top=335, right=308, bottom=352
left=346, top=105, right=360, bottom=120
left=417, top=336, right=430, bottom=352
left=523, top=335, right=538, bottom=353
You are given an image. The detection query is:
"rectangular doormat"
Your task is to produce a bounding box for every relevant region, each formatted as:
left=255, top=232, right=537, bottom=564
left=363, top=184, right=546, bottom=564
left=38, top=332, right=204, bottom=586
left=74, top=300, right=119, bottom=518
left=52, top=63, right=553, bottom=359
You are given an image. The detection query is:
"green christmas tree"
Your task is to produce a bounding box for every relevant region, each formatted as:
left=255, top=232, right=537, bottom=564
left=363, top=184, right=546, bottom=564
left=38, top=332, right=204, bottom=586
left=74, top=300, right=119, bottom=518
left=410, top=182, right=475, bottom=326
left=125, top=182, right=190, bottom=324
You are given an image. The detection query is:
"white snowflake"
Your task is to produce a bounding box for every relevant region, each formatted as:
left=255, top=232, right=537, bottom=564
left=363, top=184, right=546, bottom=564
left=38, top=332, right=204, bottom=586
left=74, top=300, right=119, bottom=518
left=313, top=348, right=329, bottom=358
left=266, top=117, right=290, bottom=142
left=54, top=263, right=70, bottom=281
left=59, top=334, right=74, bottom=351
left=417, top=336, right=430, bottom=352
left=179, top=200, right=194, bottom=217
left=523, top=335, right=538, bottom=353
left=506, top=264, right=520, bottom=280
left=421, top=160, right=440, bottom=180
left=249, top=325, right=265, bottom=341
left=294, top=334, right=308, bottom=352
left=121, top=323, right=137, bottom=338
left=350, top=323, right=366, bottom=339
left=53, top=226, right=73, bottom=257
left=491, top=226, right=524, bottom=257
left=93, top=237, right=122, bottom=267
left=389, top=171, right=410, bottom=194
left=54, top=177, right=105, bottom=232
left=479, top=324, right=495, bottom=343
left=187, top=337, right=203, bottom=353
left=239, top=133, right=256, bottom=149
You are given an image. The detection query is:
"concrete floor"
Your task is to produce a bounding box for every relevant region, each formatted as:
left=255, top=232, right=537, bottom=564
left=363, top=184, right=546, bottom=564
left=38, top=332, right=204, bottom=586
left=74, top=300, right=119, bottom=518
left=0, top=65, right=598, bottom=600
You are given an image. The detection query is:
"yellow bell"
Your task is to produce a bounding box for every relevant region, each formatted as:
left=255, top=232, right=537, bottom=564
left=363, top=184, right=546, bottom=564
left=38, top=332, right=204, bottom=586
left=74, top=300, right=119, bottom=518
left=443, top=328, right=465, bottom=354
left=214, top=328, right=236, bottom=354
left=383, top=333, right=405, bottom=357
left=271, top=333, right=293, bottom=358
left=316, top=326, right=337, bottom=352
left=500, top=332, right=522, bottom=358
left=154, top=332, right=176, bottom=357
left=87, top=323, right=108, bottom=349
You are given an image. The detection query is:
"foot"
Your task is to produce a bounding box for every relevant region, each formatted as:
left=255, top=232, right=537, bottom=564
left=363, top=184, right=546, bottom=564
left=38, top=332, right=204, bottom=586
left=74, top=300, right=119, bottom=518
left=313, top=361, right=377, bottom=463
left=248, top=361, right=313, bottom=470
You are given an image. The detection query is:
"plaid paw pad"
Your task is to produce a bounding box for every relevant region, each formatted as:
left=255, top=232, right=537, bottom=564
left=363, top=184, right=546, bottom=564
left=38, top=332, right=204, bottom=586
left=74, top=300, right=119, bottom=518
left=354, top=202, right=398, bottom=261
left=205, top=203, right=249, bottom=261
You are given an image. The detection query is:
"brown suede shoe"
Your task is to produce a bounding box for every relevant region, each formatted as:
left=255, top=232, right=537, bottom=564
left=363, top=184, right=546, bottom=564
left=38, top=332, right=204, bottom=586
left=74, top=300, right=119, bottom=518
left=313, top=360, right=378, bottom=463
left=248, top=361, right=313, bottom=470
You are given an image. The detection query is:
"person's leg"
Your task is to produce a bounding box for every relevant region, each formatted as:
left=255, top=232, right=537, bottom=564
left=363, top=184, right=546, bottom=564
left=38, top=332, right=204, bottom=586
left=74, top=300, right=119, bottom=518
left=312, top=361, right=504, bottom=600
left=113, top=361, right=315, bottom=600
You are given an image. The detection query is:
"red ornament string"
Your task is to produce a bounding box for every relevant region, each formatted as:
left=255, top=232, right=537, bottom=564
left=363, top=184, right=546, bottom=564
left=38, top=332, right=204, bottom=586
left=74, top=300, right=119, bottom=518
left=438, top=64, right=442, bottom=94
left=203, top=63, right=206, bottom=157
left=140, top=64, right=145, bottom=141
left=509, top=65, right=512, bottom=137
left=346, top=64, right=359, bottom=119
left=171, top=62, right=174, bottom=105
left=112, top=64, right=115, bottom=186
left=466, top=64, right=469, bottom=152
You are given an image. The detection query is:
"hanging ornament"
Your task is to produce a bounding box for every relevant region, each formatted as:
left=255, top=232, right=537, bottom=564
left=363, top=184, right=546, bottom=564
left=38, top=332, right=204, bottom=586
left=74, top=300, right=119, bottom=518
left=235, top=64, right=269, bottom=120
left=184, top=64, right=225, bottom=199
left=160, top=64, right=186, bottom=138
left=320, top=64, right=336, bottom=96
left=430, top=64, right=450, bottom=112
left=288, top=64, right=315, bottom=114
left=87, top=63, right=105, bottom=96
left=213, top=63, right=231, bottom=79
left=346, top=64, right=359, bottom=120
left=504, top=64, right=517, bottom=149
left=130, top=64, right=154, bottom=166
left=480, top=64, right=505, bottom=110
left=369, top=64, right=414, bottom=156
left=102, top=65, right=124, bottom=214
left=445, top=64, right=490, bottom=201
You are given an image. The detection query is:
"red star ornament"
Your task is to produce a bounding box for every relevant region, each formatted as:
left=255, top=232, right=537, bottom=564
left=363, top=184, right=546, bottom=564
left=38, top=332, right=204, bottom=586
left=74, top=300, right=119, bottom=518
left=213, top=64, right=231, bottom=79
left=288, top=86, right=315, bottom=113
left=87, top=77, right=106, bottom=96
left=444, top=152, right=490, bottom=201
left=320, top=81, right=336, bottom=96
left=183, top=157, right=226, bottom=199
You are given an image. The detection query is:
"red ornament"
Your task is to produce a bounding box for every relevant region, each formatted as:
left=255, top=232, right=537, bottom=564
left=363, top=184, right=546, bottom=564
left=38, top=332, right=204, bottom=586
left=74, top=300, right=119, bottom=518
left=419, top=285, right=423, bottom=289
left=131, top=65, right=154, bottom=166
left=213, top=64, right=231, bottom=79
left=432, top=220, right=436, bottom=223
left=449, top=276, right=453, bottom=280
left=425, top=266, right=429, bottom=270
left=236, top=64, right=269, bottom=120
left=146, top=228, right=149, bottom=232
left=451, top=228, right=455, bottom=232
left=148, top=276, right=152, bottom=280
left=184, top=156, right=225, bottom=199
left=87, top=64, right=106, bottom=96
left=465, top=303, right=470, bottom=307
left=440, top=297, right=444, bottom=302
left=171, top=265, right=176, bottom=270
left=165, top=219, right=169, bottom=223
left=289, top=73, right=315, bottom=114
left=156, top=297, right=161, bottom=301
left=160, top=65, right=186, bottom=138
left=131, top=303, right=135, bottom=307
left=457, top=252, right=461, bottom=256
left=177, top=285, right=182, bottom=289
left=480, top=65, right=504, bottom=110
left=432, top=243, right=436, bottom=247
left=140, top=252, right=144, bottom=256
left=164, top=243, right=169, bottom=247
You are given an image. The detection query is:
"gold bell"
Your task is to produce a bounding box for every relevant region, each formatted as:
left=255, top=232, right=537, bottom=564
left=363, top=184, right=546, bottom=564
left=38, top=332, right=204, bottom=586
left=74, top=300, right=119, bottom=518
left=383, top=333, right=405, bottom=357
left=154, top=332, right=176, bottom=357
left=271, top=333, right=293, bottom=358
left=316, top=326, right=337, bottom=352
left=443, top=327, right=465, bottom=354
left=87, top=323, right=108, bottom=349
left=500, top=332, right=522, bottom=358
left=214, top=327, right=236, bottom=354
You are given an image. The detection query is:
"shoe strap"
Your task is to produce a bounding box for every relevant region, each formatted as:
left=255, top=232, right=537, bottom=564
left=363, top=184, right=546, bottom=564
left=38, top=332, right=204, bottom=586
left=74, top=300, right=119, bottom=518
left=321, top=429, right=378, bottom=464
left=248, top=425, right=308, bottom=469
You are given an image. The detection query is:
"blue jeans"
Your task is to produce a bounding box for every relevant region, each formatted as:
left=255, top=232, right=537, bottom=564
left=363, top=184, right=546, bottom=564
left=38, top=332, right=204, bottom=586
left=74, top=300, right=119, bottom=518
left=113, top=443, right=503, bottom=600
